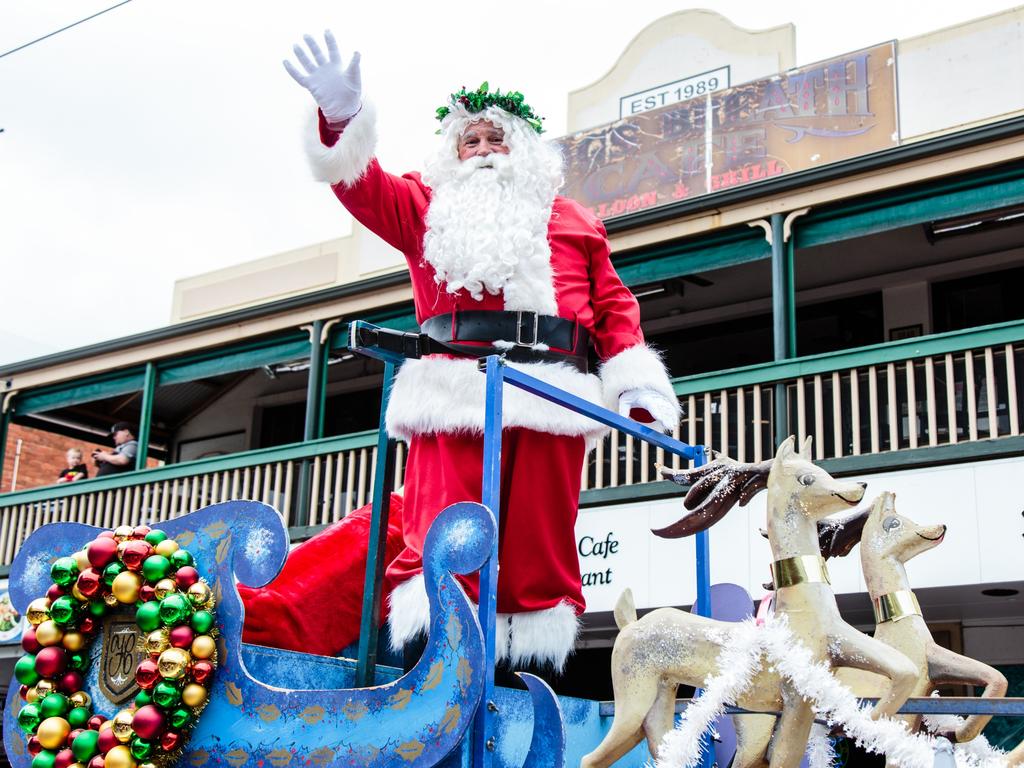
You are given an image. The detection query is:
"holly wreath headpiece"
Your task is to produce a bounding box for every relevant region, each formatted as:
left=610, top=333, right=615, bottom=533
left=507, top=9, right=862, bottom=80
left=435, top=82, right=545, bottom=134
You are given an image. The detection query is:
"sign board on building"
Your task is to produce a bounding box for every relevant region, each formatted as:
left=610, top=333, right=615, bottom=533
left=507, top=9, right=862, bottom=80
left=558, top=43, right=898, bottom=221
left=619, top=66, right=731, bottom=118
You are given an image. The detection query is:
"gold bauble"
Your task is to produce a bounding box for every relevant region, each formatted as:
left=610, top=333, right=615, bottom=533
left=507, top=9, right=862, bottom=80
left=138, top=763, right=157, bottom=768
left=111, top=571, right=142, bottom=604
left=62, top=631, right=85, bottom=652
left=99, top=719, right=113, bottom=732
left=71, top=584, right=87, bottom=602
left=26, top=598, right=50, bottom=625
left=36, top=716, right=71, bottom=749
left=34, top=679, right=56, bottom=697
left=113, top=525, right=134, bottom=540
left=103, top=592, right=119, bottom=607
left=69, top=764, right=86, bottom=768
left=35, top=620, right=64, bottom=647
left=154, top=540, right=179, bottom=557
left=157, top=647, right=190, bottom=680
left=190, top=634, right=215, bottom=660
left=181, top=683, right=207, bottom=707
left=25, top=686, right=39, bottom=703
left=73, top=550, right=91, bottom=573
left=69, top=690, right=92, bottom=708
left=186, top=581, right=212, bottom=608
left=104, top=744, right=136, bottom=768
left=144, top=630, right=169, bottom=655
left=111, top=709, right=135, bottom=743
left=153, top=578, right=176, bottom=601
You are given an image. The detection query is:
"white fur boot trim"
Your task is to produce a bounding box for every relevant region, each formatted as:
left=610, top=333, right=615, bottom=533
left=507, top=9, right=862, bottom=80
left=508, top=601, right=580, bottom=673
left=387, top=573, right=429, bottom=652
left=303, top=100, right=377, bottom=186
left=599, top=344, right=680, bottom=422
left=494, top=612, right=511, bottom=663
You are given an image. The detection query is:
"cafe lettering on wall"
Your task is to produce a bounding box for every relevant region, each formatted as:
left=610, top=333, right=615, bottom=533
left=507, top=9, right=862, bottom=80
left=578, top=531, right=620, bottom=587
left=556, top=42, right=898, bottom=220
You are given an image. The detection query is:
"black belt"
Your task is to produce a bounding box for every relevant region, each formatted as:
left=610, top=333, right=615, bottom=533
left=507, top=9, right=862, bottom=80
left=351, top=312, right=589, bottom=372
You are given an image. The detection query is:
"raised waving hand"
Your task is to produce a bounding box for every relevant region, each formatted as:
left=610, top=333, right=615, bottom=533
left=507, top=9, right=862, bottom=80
left=283, top=30, right=362, bottom=123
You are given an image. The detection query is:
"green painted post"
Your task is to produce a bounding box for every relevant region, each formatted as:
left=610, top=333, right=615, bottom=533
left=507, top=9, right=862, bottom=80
left=787, top=237, right=798, bottom=359
left=135, top=362, right=158, bottom=470
left=770, top=213, right=791, bottom=446
left=296, top=320, right=325, bottom=528
left=0, top=400, right=10, bottom=491
left=315, top=326, right=331, bottom=440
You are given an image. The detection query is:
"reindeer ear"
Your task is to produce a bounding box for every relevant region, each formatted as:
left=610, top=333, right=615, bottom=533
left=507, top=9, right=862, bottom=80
left=800, top=435, right=814, bottom=459
left=774, top=435, right=796, bottom=468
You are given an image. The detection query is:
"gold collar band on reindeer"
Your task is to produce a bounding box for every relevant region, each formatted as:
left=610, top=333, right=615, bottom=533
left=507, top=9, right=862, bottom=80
left=872, top=589, right=922, bottom=623
left=770, top=554, right=831, bottom=589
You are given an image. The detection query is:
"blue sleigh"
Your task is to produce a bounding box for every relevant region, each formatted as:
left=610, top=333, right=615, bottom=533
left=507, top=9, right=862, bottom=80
left=3, top=342, right=714, bottom=768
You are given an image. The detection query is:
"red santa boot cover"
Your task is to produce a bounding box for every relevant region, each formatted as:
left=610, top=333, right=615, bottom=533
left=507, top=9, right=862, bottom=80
left=239, top=493, right=405, bottom=656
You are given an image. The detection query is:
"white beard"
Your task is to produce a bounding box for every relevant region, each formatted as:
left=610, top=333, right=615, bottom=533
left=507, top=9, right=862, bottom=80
left=422, top=136, right=562, bottom=315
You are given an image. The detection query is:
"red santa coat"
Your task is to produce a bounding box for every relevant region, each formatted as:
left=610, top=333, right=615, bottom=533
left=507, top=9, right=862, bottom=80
left=306, top=102, right=678, bottom=666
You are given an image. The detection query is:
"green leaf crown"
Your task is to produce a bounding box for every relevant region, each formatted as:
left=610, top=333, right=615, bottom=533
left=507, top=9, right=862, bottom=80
left=435, top=82, right=544, bottom=134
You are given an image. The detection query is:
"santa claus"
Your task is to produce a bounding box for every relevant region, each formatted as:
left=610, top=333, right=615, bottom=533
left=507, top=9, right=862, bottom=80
left=282, top=31, right=680, bottom=672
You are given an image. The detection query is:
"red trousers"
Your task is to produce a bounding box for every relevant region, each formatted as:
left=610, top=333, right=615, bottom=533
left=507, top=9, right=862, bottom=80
left=386, top=429, right=587, bottom=614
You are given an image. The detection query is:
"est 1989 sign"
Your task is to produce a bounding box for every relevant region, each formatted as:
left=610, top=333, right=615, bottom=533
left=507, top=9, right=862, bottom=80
left=619, top=66, right=730, bottom=118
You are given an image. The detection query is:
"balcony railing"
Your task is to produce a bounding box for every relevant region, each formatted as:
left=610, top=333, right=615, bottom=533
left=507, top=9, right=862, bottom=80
left=3, top=319, right=1024, bottom=566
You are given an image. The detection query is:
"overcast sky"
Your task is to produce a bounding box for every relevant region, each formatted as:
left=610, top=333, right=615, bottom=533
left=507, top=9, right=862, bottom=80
left=0, top=0, right=1018, bottom=365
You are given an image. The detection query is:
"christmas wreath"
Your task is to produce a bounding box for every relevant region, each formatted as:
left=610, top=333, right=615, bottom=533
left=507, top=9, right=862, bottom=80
left=436, top=82, right=545, bottom=134
left=13, top=525, right=217, bottom=768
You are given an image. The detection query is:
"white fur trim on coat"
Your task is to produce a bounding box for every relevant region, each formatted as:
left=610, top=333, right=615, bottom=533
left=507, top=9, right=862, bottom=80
left=509, top=601, right=580, bottom=673
left=385, top=357, right=608, bottom=441
left=598, top=344, right=680, bottom=420
left=303, top=100, right=377, bottom=186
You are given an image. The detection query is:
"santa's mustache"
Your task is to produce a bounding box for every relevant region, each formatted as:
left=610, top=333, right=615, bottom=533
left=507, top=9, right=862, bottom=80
left=452, top=151, right=515, bottom=180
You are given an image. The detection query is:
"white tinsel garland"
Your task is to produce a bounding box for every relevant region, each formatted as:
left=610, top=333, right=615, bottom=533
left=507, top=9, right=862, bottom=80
left=654, top=616, right=1010, bottom=768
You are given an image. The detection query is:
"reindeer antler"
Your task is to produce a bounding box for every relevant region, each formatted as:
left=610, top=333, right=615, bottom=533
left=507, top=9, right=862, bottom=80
left=652, top=457, right=772, bottom=539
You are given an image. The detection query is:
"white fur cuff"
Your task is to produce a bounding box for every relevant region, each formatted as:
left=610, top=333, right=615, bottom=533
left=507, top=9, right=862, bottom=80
left=599, top=344, right=680, bottom=419
left=509, top=601, right=580, bottom=673
left=387, top=573, right=429, bottom=652
left=303, top=100, right=377, bottom=186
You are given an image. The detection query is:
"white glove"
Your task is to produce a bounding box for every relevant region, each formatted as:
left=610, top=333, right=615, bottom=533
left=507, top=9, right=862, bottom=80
left=618, top=388, right=679, bottom=433
left=283, top=30, right=362, bottom=123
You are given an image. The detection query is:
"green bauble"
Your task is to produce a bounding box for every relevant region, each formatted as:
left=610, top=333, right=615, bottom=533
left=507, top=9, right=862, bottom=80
left=141, top=555, right=171, bottom=582
left=134, top=690, right=153, bottom=708
left=48, top=595, right=78, bottom=627
left=71, top=728, right=100, bottom=762
left=38, top=693, right=70, bottom=718
left=67, top=652, right=89, bottom=672
left=170, top=549, right=194, bottom=568
left=31, top=750, right=56, bottom=768
left=152, top=680, right=181, bottom=710
left=15, top=654, right=40, bottom=686
left=190, top=610, right=214, bottom=634
left=50, top=557, right=80, bottom=588
left=144, top=530, right=168, bottom=546
left=158, top=594, right=192, bottom=626
left=87, top=599, right=107, bottom=617
left=17, top=702, right=41, bottom=733
left=136, top=601, right=162, bottom=633
left=102, top=561, right=125, bottom=587
left=168, top=707, right=192, bottom=729
left=130, top=737, right=156, bottom=761
left=67, top=706, right=90, bottom=729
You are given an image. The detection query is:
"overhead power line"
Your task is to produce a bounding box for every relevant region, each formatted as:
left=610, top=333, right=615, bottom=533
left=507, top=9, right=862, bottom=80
left=0, top=0, right=136, bottom=61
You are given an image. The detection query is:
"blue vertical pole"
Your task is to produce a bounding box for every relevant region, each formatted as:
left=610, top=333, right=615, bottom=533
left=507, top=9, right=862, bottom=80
left=472, top=355, right=504, bottom=768
left=693, top=445, right=711, bottom=617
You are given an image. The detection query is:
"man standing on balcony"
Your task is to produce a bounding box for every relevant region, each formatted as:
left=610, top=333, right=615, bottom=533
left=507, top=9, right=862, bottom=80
left=92, top=422, right=138, bottom=477
left=284, top=32, right=680, bottom=673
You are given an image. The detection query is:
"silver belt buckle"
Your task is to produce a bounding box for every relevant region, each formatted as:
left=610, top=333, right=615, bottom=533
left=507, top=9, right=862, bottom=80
left=515, top=311, right=538, bottom=347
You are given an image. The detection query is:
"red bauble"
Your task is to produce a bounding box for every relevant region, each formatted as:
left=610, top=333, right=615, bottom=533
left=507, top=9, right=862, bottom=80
left=35, top=645, right=69, bottom=678
left=19, top=685, right=29, bottom=701
left=97, top=531, right=115, bottom=540
left=135, top=658, right=161, bottom=689
left=67, top=729, right=84, bottom=746
left=46, top=584, right=65, bottom=602
left=87, top=714, right=105, bottom=731
left=27, top=737, right=42, bottom=756
left=131, top=705, right=165, bottom=741
left=54, top=748, right=75, bottom=768
left=96, top=727, right=120, bottom=755
left=168, top=625, right=194, bottom=649
left=22, top=627, right=40, bottom=654
left=79, top=617, right=96, bottom=635
left=59, top=669, right=84, bottom=693
left=88, top=757, right=106, bottom=768
left=174, top=567, right=199, bottom=589
left=189, top=660, right=214, bottom=686
left=132, top=525, right=152, bottom=539
left=76, top=568, right=103, bottom=599
left=160, top=730, right=182, bottom=752
left=139, top=585, right=157, bottom=602
left=86, top=536, right=118, bottom=569
left=120, top=540, right=153, bottom=571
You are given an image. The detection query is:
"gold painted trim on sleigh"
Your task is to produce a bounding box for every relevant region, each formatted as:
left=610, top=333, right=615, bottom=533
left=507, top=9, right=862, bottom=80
left=873, top=589, right=921, bottom=623
left=770, top=555, right=831, bottom=589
